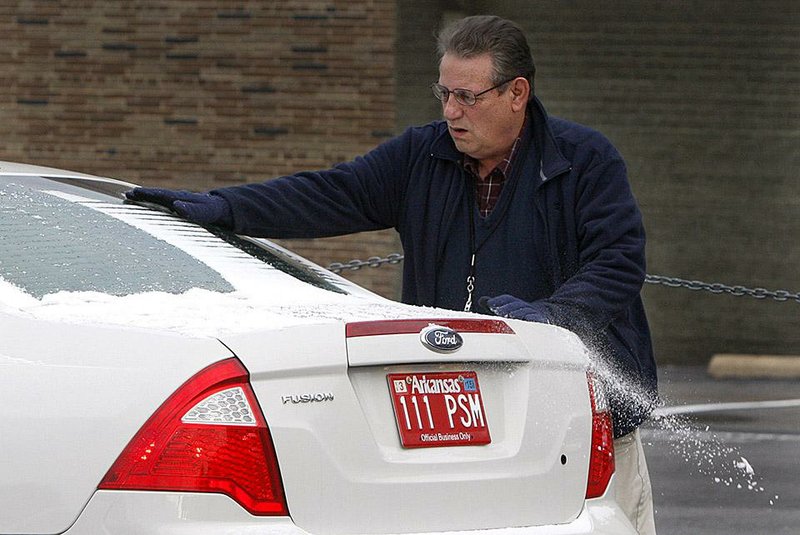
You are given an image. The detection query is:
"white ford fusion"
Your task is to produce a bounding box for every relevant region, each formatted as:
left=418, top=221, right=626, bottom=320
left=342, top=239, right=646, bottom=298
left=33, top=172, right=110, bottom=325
left=0, top=162, right=635, bottom=534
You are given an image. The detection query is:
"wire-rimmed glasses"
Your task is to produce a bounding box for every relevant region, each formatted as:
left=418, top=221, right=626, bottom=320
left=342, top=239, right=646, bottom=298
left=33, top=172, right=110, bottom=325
left=430, top=77, right=517, bottom=106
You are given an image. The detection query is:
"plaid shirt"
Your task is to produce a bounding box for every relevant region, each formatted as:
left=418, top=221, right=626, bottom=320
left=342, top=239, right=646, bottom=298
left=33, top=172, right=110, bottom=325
left=463, top=117, right=527, bottom=218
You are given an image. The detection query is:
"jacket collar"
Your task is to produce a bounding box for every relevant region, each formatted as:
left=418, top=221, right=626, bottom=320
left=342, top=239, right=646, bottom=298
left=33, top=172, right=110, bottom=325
left=430, top=96, right=571, bottom=185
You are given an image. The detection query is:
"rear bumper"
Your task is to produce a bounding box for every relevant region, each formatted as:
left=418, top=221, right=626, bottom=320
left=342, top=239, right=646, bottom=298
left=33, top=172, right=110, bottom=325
left=65, top=490, right=636, bottom=535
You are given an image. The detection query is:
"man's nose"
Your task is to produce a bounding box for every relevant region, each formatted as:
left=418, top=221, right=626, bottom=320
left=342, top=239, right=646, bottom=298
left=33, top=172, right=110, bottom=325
left=442, top=97, right=463, bottom=120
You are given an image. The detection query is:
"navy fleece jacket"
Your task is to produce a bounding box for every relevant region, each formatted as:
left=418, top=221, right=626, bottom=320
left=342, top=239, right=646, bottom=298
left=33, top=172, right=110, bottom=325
left=212, top=97, right=658, bottom=437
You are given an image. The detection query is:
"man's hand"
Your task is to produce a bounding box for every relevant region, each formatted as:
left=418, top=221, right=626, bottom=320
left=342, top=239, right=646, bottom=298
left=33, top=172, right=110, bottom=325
left=481, top=294, right=549, bottom=324
left=125, top=188, right=232, bottom=227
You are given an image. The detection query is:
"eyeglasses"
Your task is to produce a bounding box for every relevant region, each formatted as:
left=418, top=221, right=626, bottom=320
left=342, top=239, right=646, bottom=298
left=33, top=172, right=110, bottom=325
left=431, top=77, right=517, bottom=106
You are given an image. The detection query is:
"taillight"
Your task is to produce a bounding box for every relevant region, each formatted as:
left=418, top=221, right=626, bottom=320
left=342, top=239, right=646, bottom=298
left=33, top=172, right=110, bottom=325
left=585, top=372, right=615, bottom=499
left=99, top=358, right=287, bottom=515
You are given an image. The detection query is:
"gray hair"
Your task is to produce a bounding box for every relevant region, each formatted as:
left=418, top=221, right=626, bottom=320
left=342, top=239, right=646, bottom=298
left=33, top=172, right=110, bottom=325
left=436, top=15, right=536, bottom=94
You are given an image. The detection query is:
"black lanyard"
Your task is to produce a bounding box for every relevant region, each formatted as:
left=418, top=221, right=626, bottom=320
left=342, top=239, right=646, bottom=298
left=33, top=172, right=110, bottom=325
left=464, top=180, right=477, bottom=312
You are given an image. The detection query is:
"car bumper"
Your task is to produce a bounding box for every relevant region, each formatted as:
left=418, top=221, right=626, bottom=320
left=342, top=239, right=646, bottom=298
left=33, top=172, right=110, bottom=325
left=65, top=490, right=636, bottom=535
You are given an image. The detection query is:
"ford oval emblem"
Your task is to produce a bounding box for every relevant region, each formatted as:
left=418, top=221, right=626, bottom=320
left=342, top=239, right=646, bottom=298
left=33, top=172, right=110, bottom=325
left=420, top=324, right=463, bottom=353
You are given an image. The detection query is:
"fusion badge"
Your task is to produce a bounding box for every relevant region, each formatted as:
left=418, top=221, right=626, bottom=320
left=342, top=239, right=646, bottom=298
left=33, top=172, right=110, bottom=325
left=419, top=324, right=463, bottom=353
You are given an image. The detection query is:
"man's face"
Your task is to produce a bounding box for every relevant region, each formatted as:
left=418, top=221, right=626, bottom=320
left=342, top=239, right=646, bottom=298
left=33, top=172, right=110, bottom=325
left=437, top=53, right=522, bottom=168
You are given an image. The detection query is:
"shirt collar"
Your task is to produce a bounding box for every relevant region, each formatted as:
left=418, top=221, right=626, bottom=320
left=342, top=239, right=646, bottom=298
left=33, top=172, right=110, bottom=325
left=463, top=113, right=529, bottom=180
left=430, top=96, right=571, bottom=186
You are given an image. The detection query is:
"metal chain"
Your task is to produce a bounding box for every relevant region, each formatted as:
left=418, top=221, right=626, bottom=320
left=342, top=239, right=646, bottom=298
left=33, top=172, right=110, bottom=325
left=327, top=253, right=405, bottom=273
left=328, top=253, right=800, bottom=304
left=644, top=274, right=800, bottom=303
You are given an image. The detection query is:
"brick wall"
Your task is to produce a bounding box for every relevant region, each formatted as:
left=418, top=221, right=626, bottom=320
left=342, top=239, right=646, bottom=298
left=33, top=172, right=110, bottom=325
left=398, top=1, right=800, bottom=364
left=0, top=0, right=401, bottom=299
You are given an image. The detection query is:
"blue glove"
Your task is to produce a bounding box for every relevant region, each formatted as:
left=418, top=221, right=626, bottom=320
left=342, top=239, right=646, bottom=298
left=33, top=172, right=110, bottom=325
left=125, top=188, right=233, bottom=227
left=482, top=294, right=550, bottom=324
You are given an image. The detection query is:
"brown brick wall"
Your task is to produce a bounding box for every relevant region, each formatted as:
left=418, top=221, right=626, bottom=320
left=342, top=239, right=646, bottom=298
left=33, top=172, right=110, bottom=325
left=0, top=0, right=401, bottom=299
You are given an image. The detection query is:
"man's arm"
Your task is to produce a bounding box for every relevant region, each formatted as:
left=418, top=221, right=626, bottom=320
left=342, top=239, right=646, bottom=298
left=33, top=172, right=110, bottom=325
left=127, top=131, right=413, bottom=238
left=211, top=138, right=407, bottom=238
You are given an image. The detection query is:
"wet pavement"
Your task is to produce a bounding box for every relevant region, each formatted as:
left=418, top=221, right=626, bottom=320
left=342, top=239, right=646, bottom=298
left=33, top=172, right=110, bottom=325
left=643, top=365, right=800, bottom=534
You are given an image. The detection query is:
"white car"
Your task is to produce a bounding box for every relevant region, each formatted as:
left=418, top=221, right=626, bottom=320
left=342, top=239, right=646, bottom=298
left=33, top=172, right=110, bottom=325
left=0, top=161, right=634, bottom=534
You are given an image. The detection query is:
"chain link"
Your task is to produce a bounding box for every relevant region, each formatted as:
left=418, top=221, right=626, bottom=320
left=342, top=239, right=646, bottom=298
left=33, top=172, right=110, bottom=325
left=327, top=254, right=800, bottom=304
left=644, top=274, right=800, bottom=303
left=464, top=274, right=475, bottom=312
left=327, top=253, right=404, bottom=273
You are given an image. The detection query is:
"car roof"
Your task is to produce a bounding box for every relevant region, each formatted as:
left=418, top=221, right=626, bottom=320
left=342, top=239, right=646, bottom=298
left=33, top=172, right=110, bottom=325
left=0, top=160, right=135, bottom=187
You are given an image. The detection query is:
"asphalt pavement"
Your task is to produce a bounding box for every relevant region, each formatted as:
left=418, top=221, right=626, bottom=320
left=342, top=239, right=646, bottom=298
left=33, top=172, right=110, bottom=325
left=643, top=365, right=800, bottom=534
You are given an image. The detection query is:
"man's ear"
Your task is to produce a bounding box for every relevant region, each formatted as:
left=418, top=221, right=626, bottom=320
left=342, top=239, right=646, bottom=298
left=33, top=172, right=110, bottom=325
left=510, top=78, right=530, bottom=112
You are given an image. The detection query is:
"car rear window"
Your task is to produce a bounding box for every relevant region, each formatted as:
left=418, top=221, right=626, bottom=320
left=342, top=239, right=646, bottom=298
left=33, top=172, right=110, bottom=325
left=1, top=180, right=234, bottom=299
left=0, top=176, right=350, bottom=299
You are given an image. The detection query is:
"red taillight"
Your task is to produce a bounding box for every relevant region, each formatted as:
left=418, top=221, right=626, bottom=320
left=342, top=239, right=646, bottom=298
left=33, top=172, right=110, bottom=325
left=99, top=358, right=288, bottom=516
left=585, top=372, right=615, bottom=499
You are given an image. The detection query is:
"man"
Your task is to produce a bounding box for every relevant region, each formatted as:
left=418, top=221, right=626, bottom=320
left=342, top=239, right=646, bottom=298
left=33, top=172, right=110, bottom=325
left=127, top=15, right=658, bottom=534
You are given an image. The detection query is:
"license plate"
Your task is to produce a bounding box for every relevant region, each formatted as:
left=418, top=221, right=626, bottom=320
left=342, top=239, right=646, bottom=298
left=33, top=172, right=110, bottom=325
left=387, top=371, right=491, bottom=448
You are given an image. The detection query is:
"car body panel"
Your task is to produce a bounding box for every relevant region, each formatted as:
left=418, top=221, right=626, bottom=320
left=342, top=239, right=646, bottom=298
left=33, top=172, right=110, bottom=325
left=64, top=488, right=636, bottom=535
left=0, top=312, right=232, bottom=534
left=0, top=161, right=131, bottom=183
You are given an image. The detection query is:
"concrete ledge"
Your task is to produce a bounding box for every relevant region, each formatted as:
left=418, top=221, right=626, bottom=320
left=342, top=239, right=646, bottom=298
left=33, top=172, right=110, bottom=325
left=708, top=354, right=800, bottom=379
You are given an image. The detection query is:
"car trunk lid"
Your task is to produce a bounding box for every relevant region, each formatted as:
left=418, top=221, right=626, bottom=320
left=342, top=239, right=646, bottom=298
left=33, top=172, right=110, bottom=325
left=231, top=317, right=592, bottom=535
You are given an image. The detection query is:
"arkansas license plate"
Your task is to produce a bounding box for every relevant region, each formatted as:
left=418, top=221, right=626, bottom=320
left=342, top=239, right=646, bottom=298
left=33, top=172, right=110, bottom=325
left=387, top=371, right=491, bottom=448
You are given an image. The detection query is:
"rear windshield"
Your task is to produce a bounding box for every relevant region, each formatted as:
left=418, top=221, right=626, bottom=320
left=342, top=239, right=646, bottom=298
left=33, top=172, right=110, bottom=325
left=0, top=175, right=350, bottom=299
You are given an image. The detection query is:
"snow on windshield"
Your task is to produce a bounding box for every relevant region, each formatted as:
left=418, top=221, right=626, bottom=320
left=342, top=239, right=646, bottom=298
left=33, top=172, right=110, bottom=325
left=0, top=179, right=448, bottom=336
left=0, top=182, right=232, bottom=298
